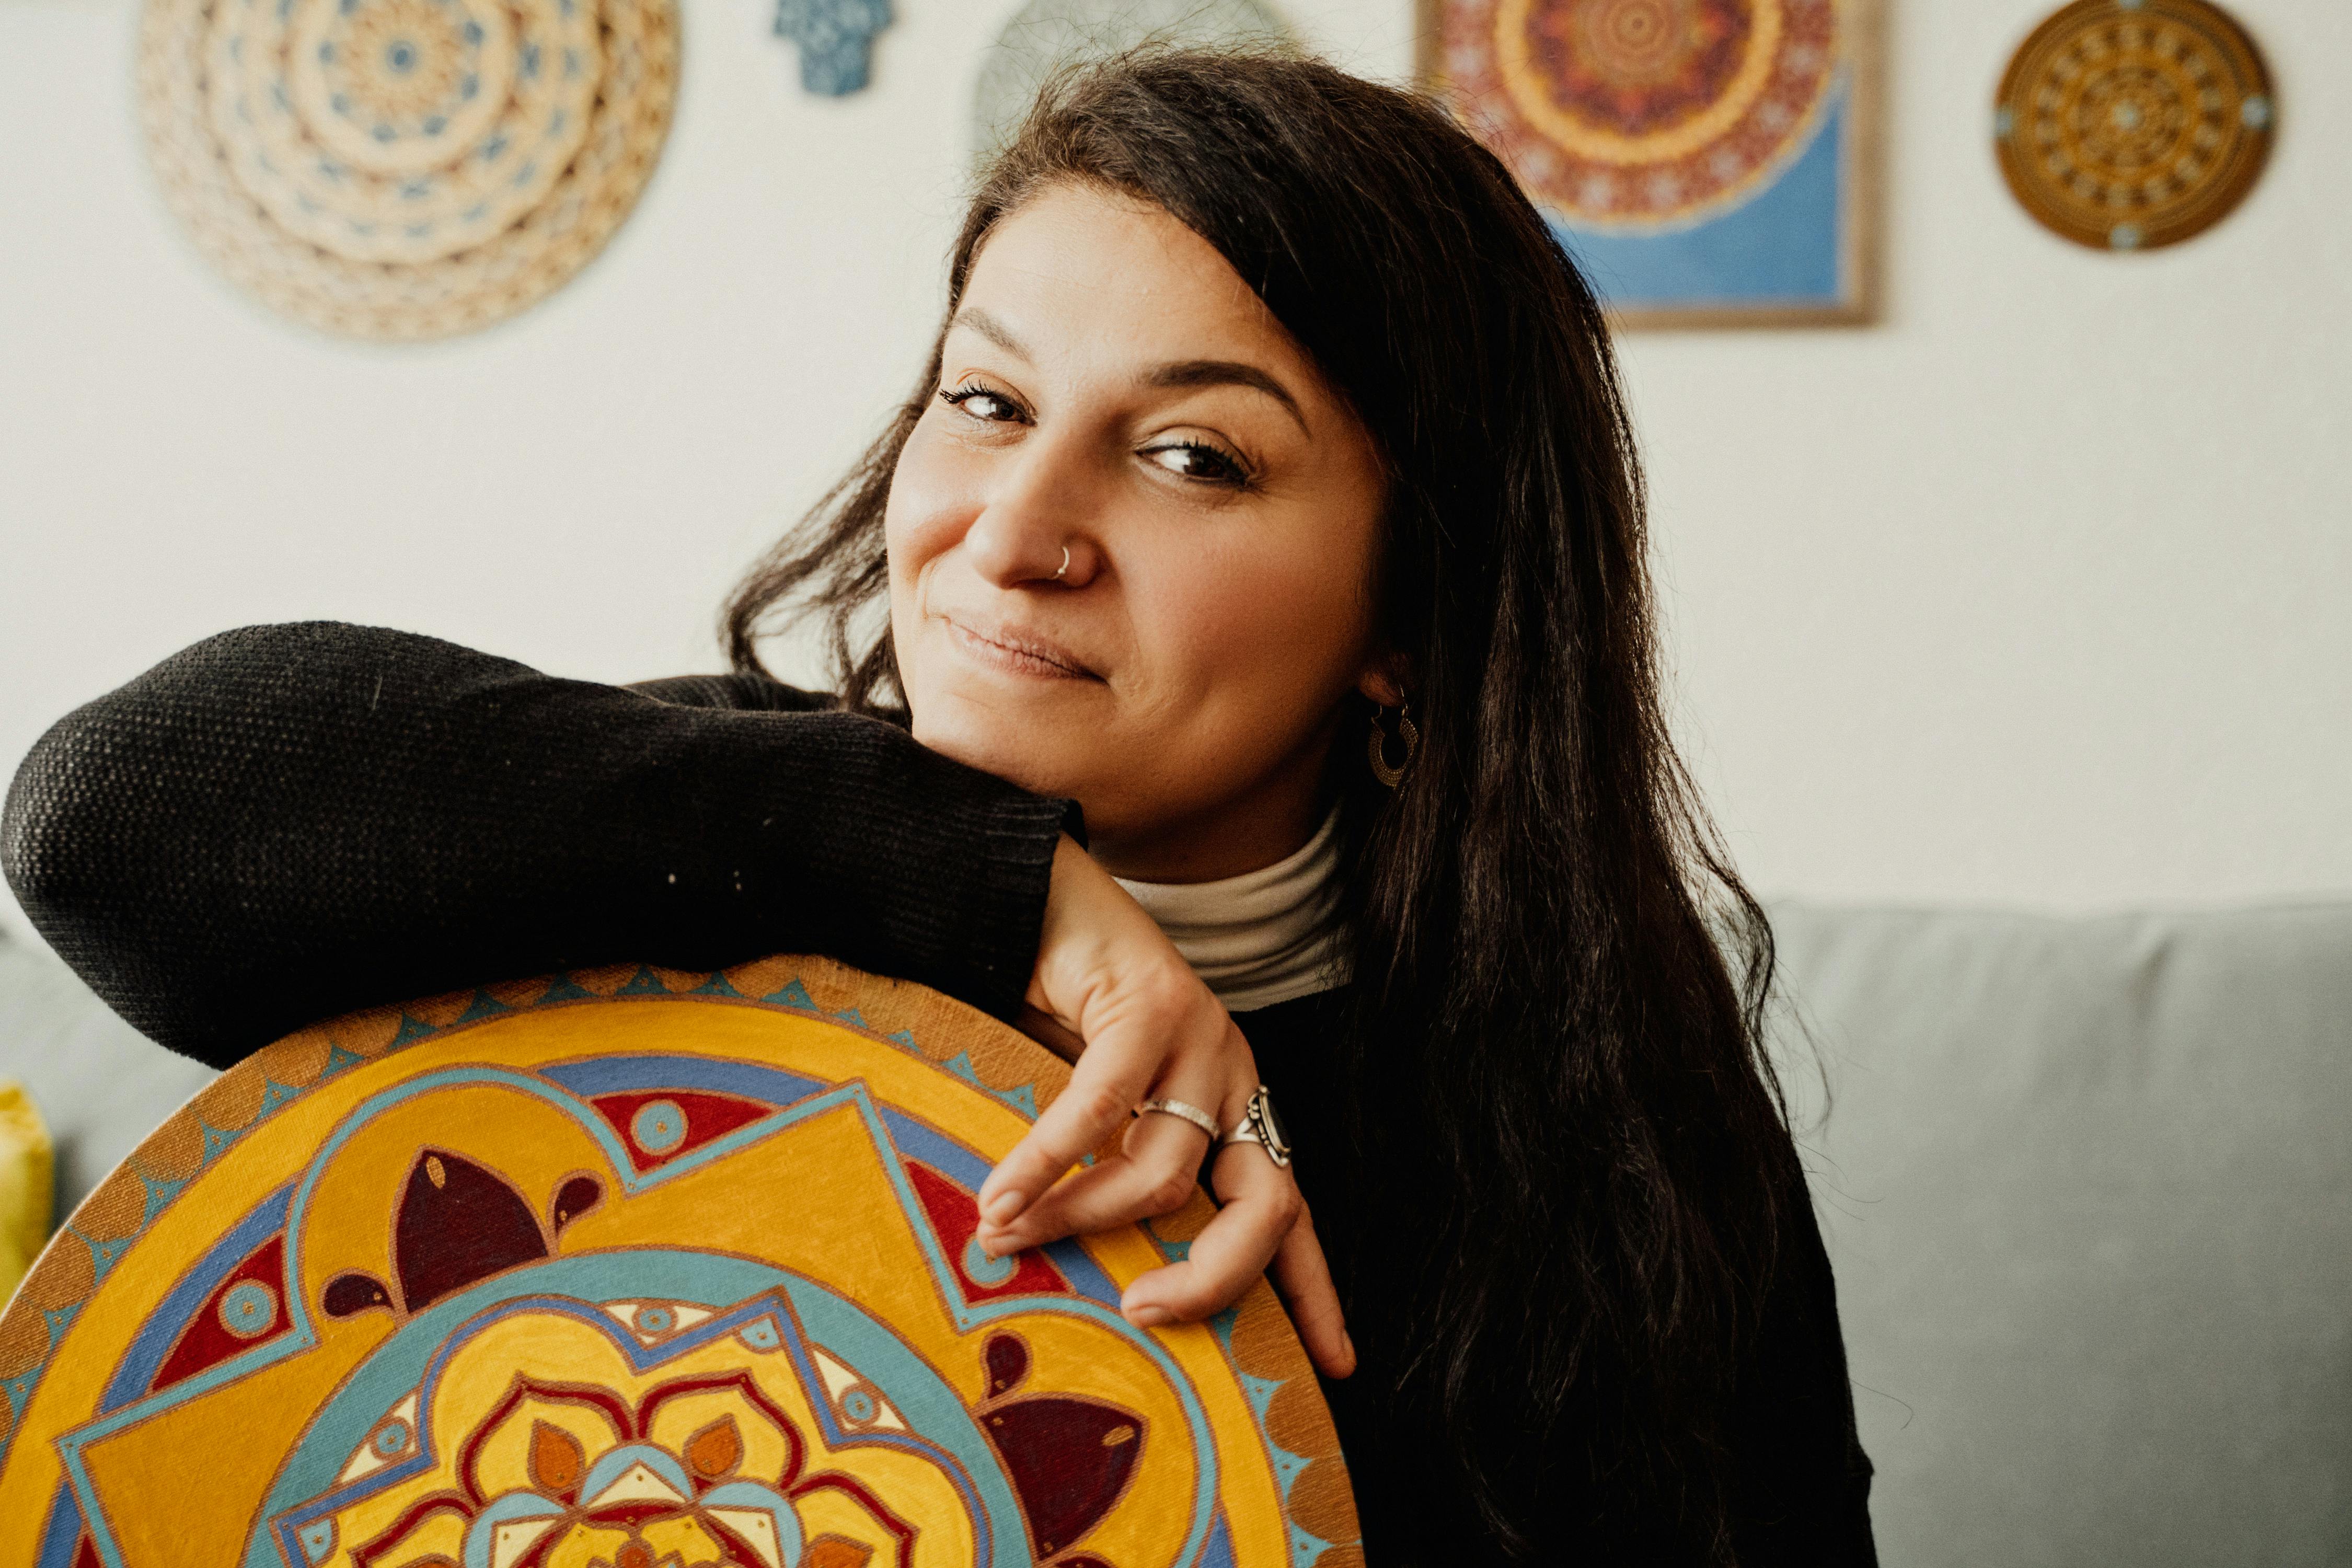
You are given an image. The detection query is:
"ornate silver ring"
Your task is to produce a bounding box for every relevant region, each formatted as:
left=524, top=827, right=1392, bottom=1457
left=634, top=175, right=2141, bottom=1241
left=1218, top=1085, right=1292, bottom=1169
left=1134, top=1097, right=1219, bottom=1140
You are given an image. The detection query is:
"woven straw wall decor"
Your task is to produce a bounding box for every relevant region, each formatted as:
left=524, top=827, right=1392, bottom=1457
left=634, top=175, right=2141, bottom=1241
left=137, top=0, right=679, bottom=340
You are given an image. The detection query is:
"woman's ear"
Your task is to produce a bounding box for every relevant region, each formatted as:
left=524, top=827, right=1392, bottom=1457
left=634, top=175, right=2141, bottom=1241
left=1357, top=659, right=1408, bottom=709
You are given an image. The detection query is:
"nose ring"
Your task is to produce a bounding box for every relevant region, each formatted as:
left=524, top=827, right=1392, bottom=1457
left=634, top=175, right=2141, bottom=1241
left=1053, top=545, right=1071, bottom=582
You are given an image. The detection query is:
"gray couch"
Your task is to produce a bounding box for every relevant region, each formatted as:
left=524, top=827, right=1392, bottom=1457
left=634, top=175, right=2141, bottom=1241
left=0, top=932, right=214, bottom=1217
left=1772, top=903, right=2352, bottom=1566
left=3, top=906, right=2347, bottom=1563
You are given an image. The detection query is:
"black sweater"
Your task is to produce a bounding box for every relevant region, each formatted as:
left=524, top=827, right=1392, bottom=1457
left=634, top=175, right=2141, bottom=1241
left=1, top=621, right=1876, bottom=1566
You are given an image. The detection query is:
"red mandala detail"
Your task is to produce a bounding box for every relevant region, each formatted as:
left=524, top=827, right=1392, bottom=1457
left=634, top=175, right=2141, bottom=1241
left=148, top=1233, right=290, bottom=1391
left=1529, top=0, right=1751, bottom=135
left=591, top=1089, right=775, bottom=1172
left=1437, top=0, right=1844, bottom=231
left=904, top=1162, right=1070, bottom=1302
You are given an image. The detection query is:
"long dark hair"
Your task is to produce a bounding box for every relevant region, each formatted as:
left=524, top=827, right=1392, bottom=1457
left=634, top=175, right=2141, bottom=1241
left=724, top=49, right=1794, bottom=1562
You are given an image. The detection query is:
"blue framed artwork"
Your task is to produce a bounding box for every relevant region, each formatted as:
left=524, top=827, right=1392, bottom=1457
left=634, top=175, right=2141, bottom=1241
left=1424, top=0, right=1880, bottom=327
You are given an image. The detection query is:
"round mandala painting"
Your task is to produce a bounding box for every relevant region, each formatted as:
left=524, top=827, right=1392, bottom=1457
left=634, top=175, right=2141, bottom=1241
left=137, top=0, right=679, bottom=339
left=1993, top=0, right=2273, bottom=252
left=0, top=956, right=1357, bottom=1567
left=1431, top=0, right=1847, bottom=233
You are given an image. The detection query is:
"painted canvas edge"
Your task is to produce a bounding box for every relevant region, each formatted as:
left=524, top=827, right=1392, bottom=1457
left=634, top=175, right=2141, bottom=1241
left=0, top=954, right=1359, bottom=1555
left=1413, top=0, right=1885, bottom=330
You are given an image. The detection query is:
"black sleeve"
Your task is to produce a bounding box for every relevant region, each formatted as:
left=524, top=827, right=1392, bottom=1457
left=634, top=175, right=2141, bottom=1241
left=624, top=672, right=836, bottom=713
left=1725, top=1183, right=1880, bottom=1567
left=1, top=622, right=1075, bottom=1069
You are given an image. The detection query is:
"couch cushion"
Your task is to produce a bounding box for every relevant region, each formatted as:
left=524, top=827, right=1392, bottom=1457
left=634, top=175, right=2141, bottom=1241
left=1774, top=902, right=2352, bottom=1568
left=0, top=931, right=215, bottom=1224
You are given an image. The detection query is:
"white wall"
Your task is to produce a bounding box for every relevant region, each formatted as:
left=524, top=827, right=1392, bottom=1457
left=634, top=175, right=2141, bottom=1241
left=2, top=0, right=2346, bottom=946
left=1643, top=0, right=2352, bottom=913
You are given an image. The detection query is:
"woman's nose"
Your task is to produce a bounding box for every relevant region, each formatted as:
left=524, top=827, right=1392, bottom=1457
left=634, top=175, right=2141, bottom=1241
left=961, top=435, right=1099, bottom=590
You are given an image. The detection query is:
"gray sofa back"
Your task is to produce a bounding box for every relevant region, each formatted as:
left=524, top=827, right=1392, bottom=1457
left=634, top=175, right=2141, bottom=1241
left=3, top=906, right=2348, bottom=1564
left=1774, top=903, right=2352, bottom=1567
left=0, top=931, right=213, bottom=1220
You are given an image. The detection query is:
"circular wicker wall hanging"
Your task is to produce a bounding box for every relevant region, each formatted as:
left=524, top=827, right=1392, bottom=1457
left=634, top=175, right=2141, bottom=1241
left=137, top=0, right=679, bottom=338
left=1994, top=0, right=2272, bottom=252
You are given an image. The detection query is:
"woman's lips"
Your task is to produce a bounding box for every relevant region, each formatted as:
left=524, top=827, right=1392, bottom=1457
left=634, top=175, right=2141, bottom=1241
left=940, top=614, right=1099, bottom=681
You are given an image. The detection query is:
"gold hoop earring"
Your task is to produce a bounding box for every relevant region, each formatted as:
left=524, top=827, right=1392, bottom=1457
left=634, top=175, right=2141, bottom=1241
left=1367, top=704, right=1419, bottom=789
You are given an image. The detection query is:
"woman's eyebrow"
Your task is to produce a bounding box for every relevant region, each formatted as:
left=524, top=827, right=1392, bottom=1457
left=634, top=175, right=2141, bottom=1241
left=1145, top=360, right=1310, bottom=436
left=948, top=307, right=1031, bottom=361
left=950, top=309, right=1310, bottom=438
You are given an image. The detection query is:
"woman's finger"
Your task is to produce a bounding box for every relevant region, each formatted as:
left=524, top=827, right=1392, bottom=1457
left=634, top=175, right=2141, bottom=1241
left=978, top=1047, right=1230, bottom=1250
left=977, top=1109, right=1213, bottom=1255
left=977, top=970, right=1219, bottom=1229
left=1269, top=1202, right=1355, bottom=1379
left=1115, top=1141, right=1312, bottom=1328
left=986, top=835, right=1231, bottom=1229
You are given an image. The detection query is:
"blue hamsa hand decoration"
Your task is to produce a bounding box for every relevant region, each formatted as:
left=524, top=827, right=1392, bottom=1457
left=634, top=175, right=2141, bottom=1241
left=773, top=0, right=893, bottom=96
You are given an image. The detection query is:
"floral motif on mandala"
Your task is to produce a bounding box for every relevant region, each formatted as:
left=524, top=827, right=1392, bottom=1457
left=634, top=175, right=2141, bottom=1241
left=341, top=1374, right=868, bottom=1568
left=270, top=1146, right=1151, bottom=1568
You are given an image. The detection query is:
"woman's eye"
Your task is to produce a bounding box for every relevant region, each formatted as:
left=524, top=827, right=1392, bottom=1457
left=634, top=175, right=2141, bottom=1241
left=939, top=386, right=1022, bottom=423
left=1143, top=441, right=1249, bottom=487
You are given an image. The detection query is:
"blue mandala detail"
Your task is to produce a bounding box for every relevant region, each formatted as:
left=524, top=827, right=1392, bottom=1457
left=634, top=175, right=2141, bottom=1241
left=961, top=1236, right=1016, bottom=1288
left=631, top=1099, right=688, bottom=1154
left=218, top=1280, right=280, bottom=1339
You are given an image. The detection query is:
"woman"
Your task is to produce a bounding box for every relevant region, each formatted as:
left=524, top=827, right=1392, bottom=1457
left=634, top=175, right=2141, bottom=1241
left=4, top=50, right=1874, bottom=1564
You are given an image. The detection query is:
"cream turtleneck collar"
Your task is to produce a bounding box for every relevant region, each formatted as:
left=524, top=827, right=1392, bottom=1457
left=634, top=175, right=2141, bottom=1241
left=1112, top=808, right=1349, bottom=1013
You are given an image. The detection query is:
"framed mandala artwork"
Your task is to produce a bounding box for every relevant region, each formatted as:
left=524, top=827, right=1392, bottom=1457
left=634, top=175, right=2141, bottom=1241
left=1423, top=0, right=1881, bottom=327
left=0, top=956, right=1358, bottom=1568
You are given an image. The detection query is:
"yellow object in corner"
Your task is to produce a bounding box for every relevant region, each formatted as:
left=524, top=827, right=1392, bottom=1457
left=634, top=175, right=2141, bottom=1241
left=0, top=1080, right=55, bottom=1305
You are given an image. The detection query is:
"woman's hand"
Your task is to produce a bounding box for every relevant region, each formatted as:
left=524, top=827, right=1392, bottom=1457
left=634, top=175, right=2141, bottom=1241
left=974, top=835, right=1355, bottom=1379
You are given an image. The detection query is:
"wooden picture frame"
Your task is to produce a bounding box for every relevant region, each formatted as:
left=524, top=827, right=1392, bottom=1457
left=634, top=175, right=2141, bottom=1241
left=1419, top=0, right=1882, bottom=328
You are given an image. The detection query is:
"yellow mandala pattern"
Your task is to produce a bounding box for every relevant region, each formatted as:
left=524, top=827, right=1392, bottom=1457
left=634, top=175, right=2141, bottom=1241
left=1435, top=0, right=1846, bottom=233
left=0, top=958, right=1360, bottom=1567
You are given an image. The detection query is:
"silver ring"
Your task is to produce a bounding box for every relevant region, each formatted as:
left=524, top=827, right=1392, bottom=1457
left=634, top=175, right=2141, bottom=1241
left=1218, top=1085, right=1292, bottom=1168
left=1053, top=544, right=1070, bottom=581
left=1134, top=1098, right=1218, bottom=1140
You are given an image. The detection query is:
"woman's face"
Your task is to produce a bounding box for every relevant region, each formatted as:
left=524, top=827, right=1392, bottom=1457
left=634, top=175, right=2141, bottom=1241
left=885, top=182, right=1391, bottom=881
